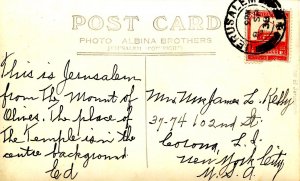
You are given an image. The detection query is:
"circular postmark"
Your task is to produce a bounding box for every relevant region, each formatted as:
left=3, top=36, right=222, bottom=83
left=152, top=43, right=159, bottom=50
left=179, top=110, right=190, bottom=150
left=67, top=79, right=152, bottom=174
left=224, top=0, right=286, bottom=54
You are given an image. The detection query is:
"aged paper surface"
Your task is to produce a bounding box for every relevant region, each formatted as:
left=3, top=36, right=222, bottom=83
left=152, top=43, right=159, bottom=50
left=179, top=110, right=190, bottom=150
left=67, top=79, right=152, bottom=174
left=0, top=0, right=299, bottom=180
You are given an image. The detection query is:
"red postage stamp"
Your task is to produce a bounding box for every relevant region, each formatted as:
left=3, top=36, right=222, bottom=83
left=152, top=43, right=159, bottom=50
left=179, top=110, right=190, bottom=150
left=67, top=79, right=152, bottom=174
left=246, top=10, right=290, bottom=62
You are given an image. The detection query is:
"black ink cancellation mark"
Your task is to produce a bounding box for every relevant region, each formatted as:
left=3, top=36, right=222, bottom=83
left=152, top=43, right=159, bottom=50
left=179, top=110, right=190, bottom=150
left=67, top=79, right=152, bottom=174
left=224, top=0, right=286, bottom=54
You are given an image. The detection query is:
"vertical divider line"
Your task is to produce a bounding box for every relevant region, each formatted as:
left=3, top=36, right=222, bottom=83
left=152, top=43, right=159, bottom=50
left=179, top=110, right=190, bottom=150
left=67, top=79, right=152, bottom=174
left=145, top=56, right=149, bottom=168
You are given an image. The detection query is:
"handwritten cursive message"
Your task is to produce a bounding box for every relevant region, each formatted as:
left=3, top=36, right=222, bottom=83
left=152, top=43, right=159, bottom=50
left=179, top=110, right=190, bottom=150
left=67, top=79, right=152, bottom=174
left=0, top=52, right=142, bottom=179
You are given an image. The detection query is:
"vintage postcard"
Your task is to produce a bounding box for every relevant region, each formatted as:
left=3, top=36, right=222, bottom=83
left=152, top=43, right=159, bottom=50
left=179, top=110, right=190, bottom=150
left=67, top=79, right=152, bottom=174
left=0, top=0, right=299, bottom=180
